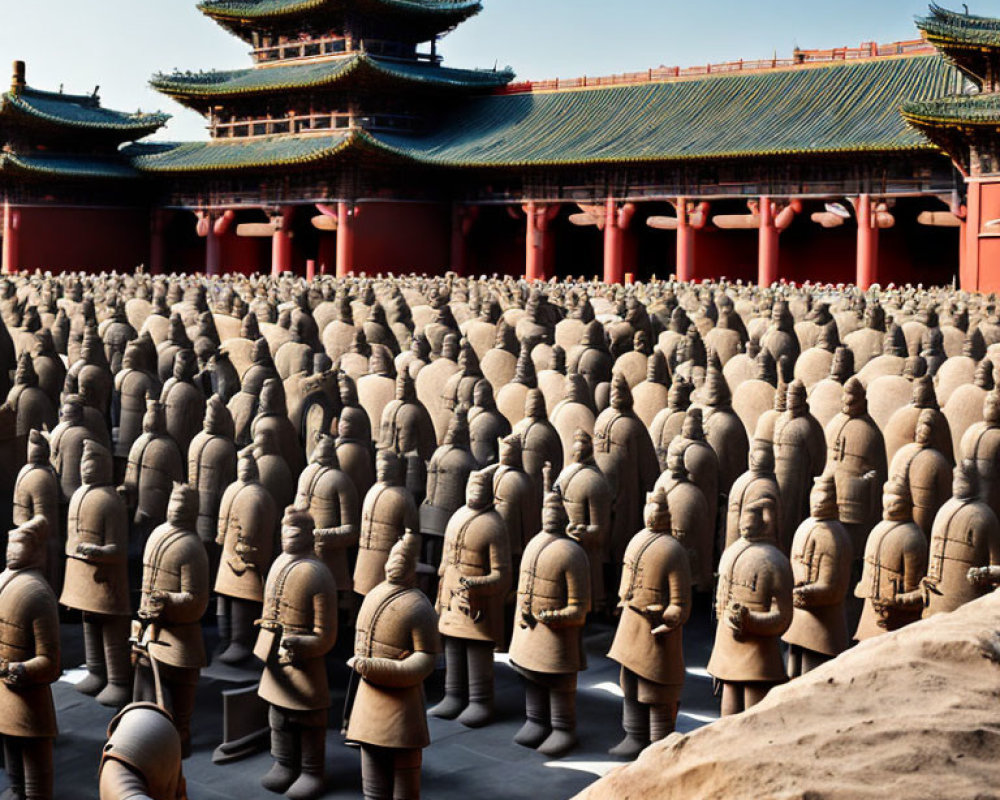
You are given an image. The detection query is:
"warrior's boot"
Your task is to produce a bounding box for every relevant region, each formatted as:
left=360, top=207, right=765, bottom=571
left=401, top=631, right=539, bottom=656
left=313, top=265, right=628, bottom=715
left=96, top=615, right=131, bottom=708
left=428, top=637, right=467, bottom=720
left=649, top=703, right=677, bottom=744
left=537, top=689, right=577, bottom=757
left=514, top=680, right=550, bottom=749
left=457, top=641, right=494, bottom=728
left=261, top=711, right=299, bottom=794
left=608, top=696, right=649, bottom=758
left=220, top=598, right=257, bottom=664
left=75, top=613, right=107, bottom=696
left=285, top=727, right=326, bottom=800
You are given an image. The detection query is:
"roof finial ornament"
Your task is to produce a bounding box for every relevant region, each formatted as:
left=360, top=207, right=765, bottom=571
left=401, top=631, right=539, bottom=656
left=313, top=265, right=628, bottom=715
left=10, top=60, right=25, bottom=94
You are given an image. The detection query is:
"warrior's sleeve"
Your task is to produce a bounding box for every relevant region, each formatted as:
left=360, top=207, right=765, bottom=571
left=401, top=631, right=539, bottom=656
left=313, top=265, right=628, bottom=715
left=21, top=589, right=60, bottom=686
left=290, top=576, right=337, bottom=660
left=744, top=558, right=794, bottom=637
left=162, top=549, right=210, bottom=624
left=665, top=547, right=693, bottom=627
left=464, top=522, right=511, bottom=597
left=897, top=528, right=930, bottom=607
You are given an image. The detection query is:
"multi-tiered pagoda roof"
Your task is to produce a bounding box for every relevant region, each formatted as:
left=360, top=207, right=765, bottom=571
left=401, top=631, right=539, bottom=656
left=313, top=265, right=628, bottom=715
left=0, top=62, right=168, bottom=184
left=903, top=4, right=1000, bottom=174
left=198, top=0, right=483, bottom=42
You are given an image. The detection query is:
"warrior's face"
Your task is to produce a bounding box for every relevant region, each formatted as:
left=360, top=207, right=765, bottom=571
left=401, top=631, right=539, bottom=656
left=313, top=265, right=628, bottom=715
left=376, top=452, right=401, bottom=485
left=237, top=456, right=257, bottom=484
left=883, top=487, right=910, bottom=521
left=466, top=475, right=489, bottom=511
left=643, top=501, right=670, bottom=533
left=281, top=517, right=314, bottom=555
left=572, top=434, right=593, bottom=464
left=5, top=530, right=38, bottom=572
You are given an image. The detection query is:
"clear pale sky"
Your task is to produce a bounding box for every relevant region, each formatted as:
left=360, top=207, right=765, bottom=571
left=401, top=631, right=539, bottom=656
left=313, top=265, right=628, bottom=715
left=0, top=0, right=961, bottom=141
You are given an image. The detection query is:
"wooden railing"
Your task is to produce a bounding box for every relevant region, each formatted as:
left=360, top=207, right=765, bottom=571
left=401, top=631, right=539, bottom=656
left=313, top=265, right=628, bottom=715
left=211, top=110, right=422, bottom=139
left=496, top=38, right=936, bottom=95
left=252, top=35, right=440, bottom=65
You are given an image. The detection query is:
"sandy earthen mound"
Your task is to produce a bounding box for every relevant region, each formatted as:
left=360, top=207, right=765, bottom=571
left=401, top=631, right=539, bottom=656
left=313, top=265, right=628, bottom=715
left=576, top=592, right=1000, bottom=800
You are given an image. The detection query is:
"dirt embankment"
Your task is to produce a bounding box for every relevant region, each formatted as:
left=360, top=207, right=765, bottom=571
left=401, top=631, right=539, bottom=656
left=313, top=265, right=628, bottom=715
left=576, top=592, right=1000, bottom=800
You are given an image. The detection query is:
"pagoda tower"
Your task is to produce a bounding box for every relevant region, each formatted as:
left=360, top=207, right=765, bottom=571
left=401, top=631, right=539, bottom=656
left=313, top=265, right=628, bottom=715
left=138, top=0, right=512, bottom=276
left=0, top=61, right=167, bottom=273
left=903, top=4, right=1000, bottom=291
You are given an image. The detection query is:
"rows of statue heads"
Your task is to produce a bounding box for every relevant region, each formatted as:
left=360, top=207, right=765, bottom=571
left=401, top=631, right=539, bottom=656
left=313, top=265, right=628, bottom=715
left=0, top=268, right=998, bottom=799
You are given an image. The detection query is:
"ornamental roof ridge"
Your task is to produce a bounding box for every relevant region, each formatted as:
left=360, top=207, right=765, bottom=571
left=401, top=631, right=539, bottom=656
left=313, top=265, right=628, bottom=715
left=917, top=3, right=1000, bottom=43
left=496, top=38, right=936, bottom=96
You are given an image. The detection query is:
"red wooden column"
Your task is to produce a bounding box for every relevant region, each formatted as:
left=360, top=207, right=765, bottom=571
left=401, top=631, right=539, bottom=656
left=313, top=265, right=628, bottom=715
left=2, top=201, right=20, bottom=275
left=336, top=201, right=357, bottom=277
left=603, top=199, right=636, bottom=284
left=523, top=201, right=559, bottom=281
left=149, top=209, right=166, bottom=276
left=675, top=197, right=695, bottom=282
left=758, top=196, right=779, bottom=287
left=271, top=207, right=294, bottom=276
left=450, top=204, right=479, bottom=276
left=855, top=193, right=879, bottom=290
left=964, top=182, right=982, bottom=291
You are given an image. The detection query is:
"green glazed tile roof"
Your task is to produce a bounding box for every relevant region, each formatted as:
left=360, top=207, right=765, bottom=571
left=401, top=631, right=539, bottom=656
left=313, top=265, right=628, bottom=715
left=902, top=92, right=1000, bottom=126
left=129, top=54, right=958, bottom=174
left=0, top=152, right=139, bottom=180
left=199, top=0, right=481, bottom=21
left=127, top=132, right=376, bottom=172
left=916, top=4, right=1000, bottom=48
left=0, top=87, right=168, bottom=138
left=151, top=54, right=512, bottom=106
left=198, top=0, right=481, bottom=41
left=379, top=53, right=957, bottom=167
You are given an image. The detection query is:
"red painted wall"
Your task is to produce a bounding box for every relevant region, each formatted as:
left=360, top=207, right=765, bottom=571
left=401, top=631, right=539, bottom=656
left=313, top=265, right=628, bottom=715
left=351, top=202, right=450, bottom=276
left=12, top=205, right=150, bottom=273
left=976, top=182, right=1000, bottom=292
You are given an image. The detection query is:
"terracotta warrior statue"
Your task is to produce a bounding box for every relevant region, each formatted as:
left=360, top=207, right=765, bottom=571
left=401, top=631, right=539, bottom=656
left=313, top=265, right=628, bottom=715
left=485, top=433, right=540, bottom=579
left=379, top=370, right=436, bottom=490
left=430, top=470, right=511, bottom=728
left=511, top=387, right=564, bottom=500
left=347, top=531, right=440, bottom=800
left=0, top=516, right=60, bottom=800
left=925, top=460, right=1000, bottom=617
left=593, top=373, right=659, bottom=567
left=889, top=408, right=952, bottom=539
left=824, top=376, right=888, bottom=557
left=120, top=397, right=186, bottom=543
left=607, top=487, right=691, bottom=758
left=854, top=477, right=928, bottom=641
left=420, top=407, right=478, bottom=553
left=215, top=448, right=278, bottom=665
left=98, top=702, right=186, bottom=800
left=113, top=340, right=161, bottom=479
left=49, top=394, right=89, bottom=504
left=354, top=449, right=419, bottom=597
left=959, top=387, right=1000, bottom=522
left=60, top=439, right=131, bottom=708
left=295, top=433, right=359, bottom=603
left=187, top=394, right=238, bottom=569
left=653, top=438, right=713, bottom=594
left=159, top=348, right=205, bottom=460
left=772, top=379, right=826, bottom=549
left=708, top=498, right=793, bottom=716
left=467, top=378, right=511, bottom=468
left=783, top=474, right=852, bottom=677
left=255, top=504, right=337, bottom=800
left=509, top=478, right=591, bottom=757
left=724, top=439, right=782, bottom=551
left=555, top=429, right=613, bottom=613
left=134, top=483, right=209, bottom=758
left=14, top=430, right=60, bottom=589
